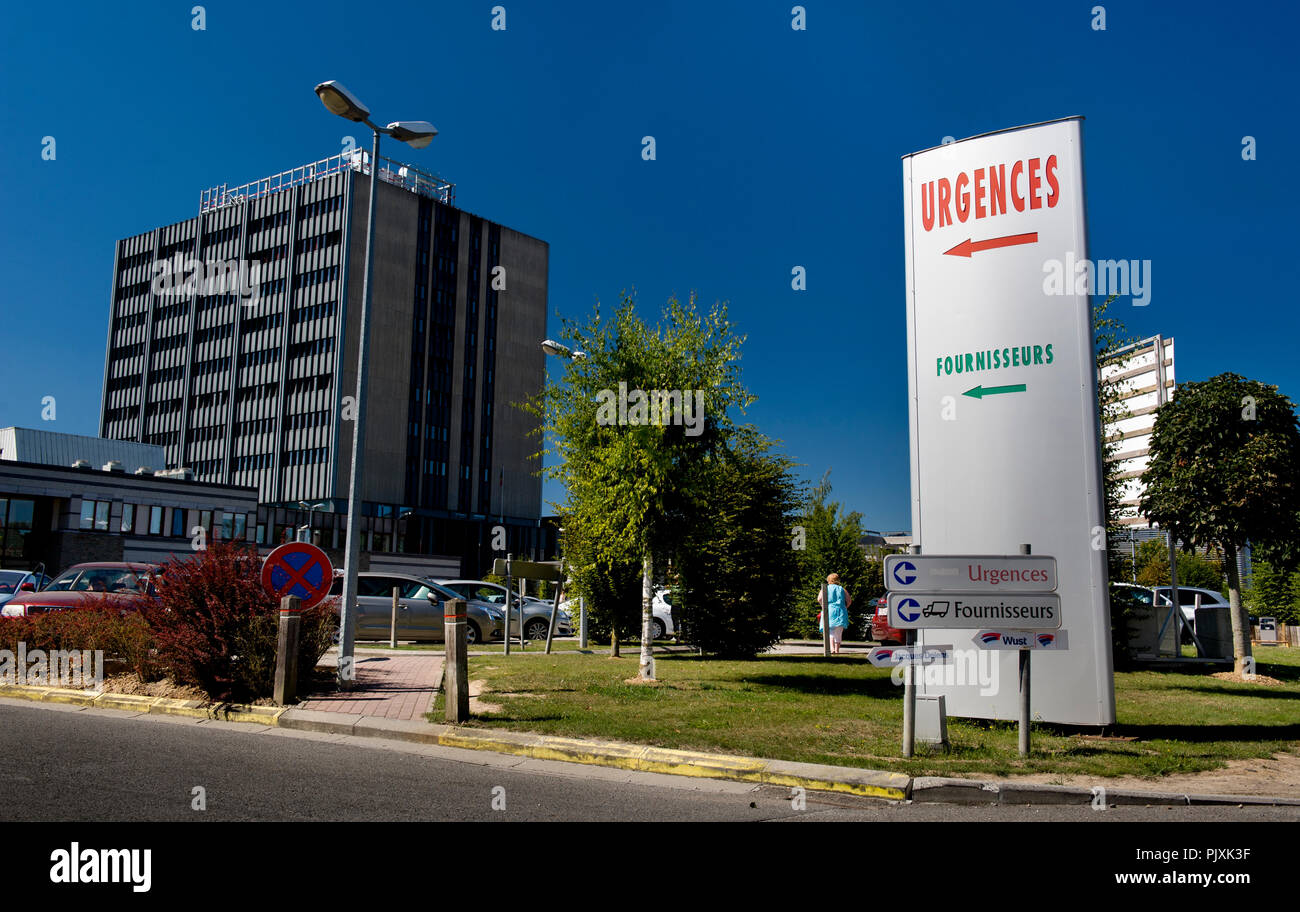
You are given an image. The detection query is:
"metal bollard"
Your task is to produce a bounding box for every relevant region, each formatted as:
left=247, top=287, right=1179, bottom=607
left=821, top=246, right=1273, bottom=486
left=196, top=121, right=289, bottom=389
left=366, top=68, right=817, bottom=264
left=273, top=595, right=302, bottom=706
left=443, top=597, right=470, bottom=722
left=390, top=586, right=399, bottom=649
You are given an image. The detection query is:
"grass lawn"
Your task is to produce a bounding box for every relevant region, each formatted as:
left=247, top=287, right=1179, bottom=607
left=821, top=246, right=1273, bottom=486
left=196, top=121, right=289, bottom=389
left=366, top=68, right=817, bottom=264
left=436, top=645, right=1300, bottom=779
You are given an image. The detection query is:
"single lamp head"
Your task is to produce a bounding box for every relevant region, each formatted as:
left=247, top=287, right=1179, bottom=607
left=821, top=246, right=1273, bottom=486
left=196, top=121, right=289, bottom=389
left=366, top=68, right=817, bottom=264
left=386, top=121, right=437, bottom=149
left=314, top=81, right=370, bottom=122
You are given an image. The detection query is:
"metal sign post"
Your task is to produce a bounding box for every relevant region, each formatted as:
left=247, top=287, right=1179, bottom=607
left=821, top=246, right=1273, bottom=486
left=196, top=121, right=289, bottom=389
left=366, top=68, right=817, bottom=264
left=903, top=545, right=919, bottom=758
left=503, top=554, right=511, bottom=656
left=1018, top=544, right=1032, bottom=757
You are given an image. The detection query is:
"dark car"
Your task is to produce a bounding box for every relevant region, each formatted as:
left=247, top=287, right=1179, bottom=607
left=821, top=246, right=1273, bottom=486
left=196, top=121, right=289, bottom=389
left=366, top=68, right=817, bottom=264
left=870, top=594, right=906, bottom=645
left=0, top=562, right=162, bottom=618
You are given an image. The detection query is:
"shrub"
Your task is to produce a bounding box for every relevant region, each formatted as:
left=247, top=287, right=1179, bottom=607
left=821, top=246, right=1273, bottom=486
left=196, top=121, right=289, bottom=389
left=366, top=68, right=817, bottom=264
left=144, top=542, right=336, bottom=702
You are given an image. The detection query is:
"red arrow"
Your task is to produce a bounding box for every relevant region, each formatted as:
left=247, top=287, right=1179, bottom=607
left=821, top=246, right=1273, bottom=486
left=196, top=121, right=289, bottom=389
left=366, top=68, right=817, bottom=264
left=944, top=232, right=1038, bottom=258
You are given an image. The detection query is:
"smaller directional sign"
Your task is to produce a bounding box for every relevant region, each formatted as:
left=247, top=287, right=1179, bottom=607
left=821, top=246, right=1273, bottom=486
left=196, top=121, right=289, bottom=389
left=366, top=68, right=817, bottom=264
left=261, top=541, right=334, bottom=610
left=884, top=554, right=1057, bottom=593
left=887, top=592, right=1061, bottom=630
left=867, top=645, right=953, bottom=667
left=972, top=629, right=1069, bottom=650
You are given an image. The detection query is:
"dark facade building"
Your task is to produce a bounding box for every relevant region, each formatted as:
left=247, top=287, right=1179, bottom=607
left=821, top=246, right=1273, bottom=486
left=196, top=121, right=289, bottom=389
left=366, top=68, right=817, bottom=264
left=99, top=151, right=550, bottom=575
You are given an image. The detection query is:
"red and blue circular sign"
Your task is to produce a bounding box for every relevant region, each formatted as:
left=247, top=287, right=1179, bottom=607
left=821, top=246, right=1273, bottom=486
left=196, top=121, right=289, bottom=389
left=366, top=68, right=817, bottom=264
left=261, top=541, right=334, bottom=610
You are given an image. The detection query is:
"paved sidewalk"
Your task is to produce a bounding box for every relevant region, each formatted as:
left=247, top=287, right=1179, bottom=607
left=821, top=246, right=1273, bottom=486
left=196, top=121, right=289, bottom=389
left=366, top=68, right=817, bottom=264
left=298, top=652, right=443, bottom=721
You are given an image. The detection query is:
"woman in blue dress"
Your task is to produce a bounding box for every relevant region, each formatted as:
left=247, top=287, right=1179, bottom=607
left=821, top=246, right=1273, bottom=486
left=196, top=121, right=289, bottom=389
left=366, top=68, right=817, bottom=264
left=818, top=572, right=852, bottom=654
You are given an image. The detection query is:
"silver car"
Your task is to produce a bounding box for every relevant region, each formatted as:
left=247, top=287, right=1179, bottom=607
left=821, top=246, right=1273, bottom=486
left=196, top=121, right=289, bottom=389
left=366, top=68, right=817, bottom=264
left=438, top=579, right=573, bottom=640
left=329, top=572, right=504, bottom=645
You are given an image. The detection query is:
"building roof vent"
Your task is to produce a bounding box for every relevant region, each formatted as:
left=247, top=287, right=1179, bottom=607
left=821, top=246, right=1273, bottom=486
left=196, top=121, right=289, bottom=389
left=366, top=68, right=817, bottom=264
left=134, top=466, right=153, bottom=475
left=71, top=459, right=91, bottom=469
left=103, top=461, right=124, bottom=472
left=155, top=467, right=195, bottom=481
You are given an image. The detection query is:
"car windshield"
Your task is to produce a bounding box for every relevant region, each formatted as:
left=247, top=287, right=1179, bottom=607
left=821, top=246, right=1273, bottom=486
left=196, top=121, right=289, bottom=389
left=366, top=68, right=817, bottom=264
left=0, top=571, right=26, bottom=594
left=44, top=569, right=83, bottom=592
left=50, top=567, right=147, bottom=593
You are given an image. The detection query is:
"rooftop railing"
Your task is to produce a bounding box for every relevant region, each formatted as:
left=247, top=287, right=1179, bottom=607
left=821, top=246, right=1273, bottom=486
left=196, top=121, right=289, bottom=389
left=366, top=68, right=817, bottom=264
left=199, top=150, right=455, bottom=213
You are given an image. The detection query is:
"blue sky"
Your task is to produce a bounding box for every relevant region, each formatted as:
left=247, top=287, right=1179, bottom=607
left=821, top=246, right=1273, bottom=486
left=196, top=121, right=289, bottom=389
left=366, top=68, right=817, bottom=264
left=2, top=1, right=1296, bottom=530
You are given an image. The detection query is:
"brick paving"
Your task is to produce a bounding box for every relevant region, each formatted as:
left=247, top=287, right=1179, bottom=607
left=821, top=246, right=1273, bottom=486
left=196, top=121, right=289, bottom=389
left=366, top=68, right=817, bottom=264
left=298, top=652, right=444, bottom=722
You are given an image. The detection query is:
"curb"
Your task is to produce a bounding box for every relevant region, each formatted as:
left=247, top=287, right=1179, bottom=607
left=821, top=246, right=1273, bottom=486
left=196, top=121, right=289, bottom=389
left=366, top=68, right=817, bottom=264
left=274, top=709, right=912, bottom=801
left=908, top=775, right=1300, bottom=807
left=0, top=683, right=286, bottom=725
left=4, top=683, right=1299, bottom=807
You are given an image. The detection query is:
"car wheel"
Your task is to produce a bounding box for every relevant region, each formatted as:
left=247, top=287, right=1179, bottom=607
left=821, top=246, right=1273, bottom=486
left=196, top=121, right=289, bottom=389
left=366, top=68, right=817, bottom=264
left=465, top=621, right=481, bottom=646
left=524, top=618, right=549, bottom=640
left=650, top=619, right=666, bottom=640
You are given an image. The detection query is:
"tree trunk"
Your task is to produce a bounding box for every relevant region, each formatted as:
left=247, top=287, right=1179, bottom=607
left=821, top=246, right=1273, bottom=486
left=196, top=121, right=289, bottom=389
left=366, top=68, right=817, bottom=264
left=639, top=553, right=655, bottom=680
left=610, top=624, right=619, bottom=658
left=1223, top=541, right=1253, bottom=675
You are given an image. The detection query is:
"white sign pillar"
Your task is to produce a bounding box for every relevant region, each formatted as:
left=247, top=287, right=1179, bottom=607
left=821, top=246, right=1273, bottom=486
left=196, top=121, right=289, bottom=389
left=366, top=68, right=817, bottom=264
left=901, top=117, right=1115, bottom=725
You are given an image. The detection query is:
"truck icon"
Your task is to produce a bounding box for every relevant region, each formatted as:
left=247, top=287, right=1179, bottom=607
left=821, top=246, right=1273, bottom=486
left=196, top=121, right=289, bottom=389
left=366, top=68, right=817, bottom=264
left=923, top=600, right=951, bottom=618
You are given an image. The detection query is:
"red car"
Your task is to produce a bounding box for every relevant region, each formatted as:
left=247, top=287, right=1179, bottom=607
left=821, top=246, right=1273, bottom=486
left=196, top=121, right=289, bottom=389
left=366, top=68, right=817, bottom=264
left=870, top=594, right=906, bottom=645
left=0, top=562, right=162, bottom=618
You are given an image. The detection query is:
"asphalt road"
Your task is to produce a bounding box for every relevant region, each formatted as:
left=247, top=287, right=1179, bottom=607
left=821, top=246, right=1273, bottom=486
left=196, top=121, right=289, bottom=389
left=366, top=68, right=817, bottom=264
left=2, top=699, right=1298, bottom=823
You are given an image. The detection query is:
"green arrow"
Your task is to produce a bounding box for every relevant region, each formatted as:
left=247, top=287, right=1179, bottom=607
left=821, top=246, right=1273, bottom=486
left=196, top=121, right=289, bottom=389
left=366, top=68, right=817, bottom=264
left=963, top=383, right=1027, bottom=399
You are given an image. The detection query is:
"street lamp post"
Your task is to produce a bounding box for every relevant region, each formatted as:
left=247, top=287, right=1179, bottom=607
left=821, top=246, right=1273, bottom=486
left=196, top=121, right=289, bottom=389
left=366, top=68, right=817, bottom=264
left=298, top=500, right=327, bottom=543
left=315, top=80, right=436, bottom=688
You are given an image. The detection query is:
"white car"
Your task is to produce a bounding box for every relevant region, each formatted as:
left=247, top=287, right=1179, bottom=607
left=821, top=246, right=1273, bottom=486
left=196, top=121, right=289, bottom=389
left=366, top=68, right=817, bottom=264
left=1151, top=586, right=1231, bottom=627
left=556, top=592, right=676, bottom=639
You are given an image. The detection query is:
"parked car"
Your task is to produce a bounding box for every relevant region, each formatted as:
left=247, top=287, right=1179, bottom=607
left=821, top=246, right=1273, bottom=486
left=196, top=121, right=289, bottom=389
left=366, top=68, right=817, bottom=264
left=328, top=572, right=504, bottom=645
left=0, top=569, right=53, bottom=611
left=1150, top=586, right=1233, bottom=627
left=0, top=562, right=161, bottom=618
left=437, top=579, right=573, bottom=639
left=1112, top=583, right=1242, bottom=644
left=650, top=588, right=676, bottom=639
left=870, top=594, right=905, bottom=645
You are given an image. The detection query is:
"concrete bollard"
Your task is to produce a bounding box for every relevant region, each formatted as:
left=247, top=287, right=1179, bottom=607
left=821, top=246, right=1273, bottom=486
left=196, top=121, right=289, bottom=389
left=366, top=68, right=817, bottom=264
left=443, top=597, right=470, bottom=722
left=273, top=595, right=302, bottom=706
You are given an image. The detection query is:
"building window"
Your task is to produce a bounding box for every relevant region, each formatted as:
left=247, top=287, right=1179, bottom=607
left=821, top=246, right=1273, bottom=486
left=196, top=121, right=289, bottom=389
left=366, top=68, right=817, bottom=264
left=171, top=508, right=186, bottom=538
left=121, top=503, right=136, bottom=534
left=149, top=506, right=163, bottom=536
left=80, top=500, right=110, bottom=531
left=234, top=513, right=249, bottom=541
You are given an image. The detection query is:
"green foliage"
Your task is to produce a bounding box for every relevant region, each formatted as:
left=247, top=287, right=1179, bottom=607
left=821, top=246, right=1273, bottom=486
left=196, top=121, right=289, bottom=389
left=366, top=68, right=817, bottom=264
left=789, top=472, right=876, bottom=640
left=1132, top=539, right=1225, bottom=590
left=675, top=430, right=802, bottom=656
left=1141, top=374, right=1300, bottom=557
left=1243, top=559, right=1300, bottom=624
left=529, top=291, right=799, bottom=655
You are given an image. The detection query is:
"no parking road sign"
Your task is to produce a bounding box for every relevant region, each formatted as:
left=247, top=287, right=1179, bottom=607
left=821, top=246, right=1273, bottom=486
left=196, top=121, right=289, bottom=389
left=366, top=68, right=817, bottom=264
left=261, top=541, right=334, bottom=610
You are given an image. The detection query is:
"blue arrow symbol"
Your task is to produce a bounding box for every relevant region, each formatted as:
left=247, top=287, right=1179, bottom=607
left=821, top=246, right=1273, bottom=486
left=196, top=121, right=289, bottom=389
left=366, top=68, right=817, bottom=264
left=898, top=598, right=920, bottom=622
left=892, top=560, right=916, bottom=585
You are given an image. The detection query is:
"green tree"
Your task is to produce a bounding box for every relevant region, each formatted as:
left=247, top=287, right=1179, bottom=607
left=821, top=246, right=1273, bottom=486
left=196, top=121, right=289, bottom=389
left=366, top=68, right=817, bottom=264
left=790, top=472, right=875, bottom=640
left=1243, top=559, right=1300, bottom=625
left=1133, top=539, right=1225, bottom=591
left=530, top=292, right=752, bottom=675
left=674, top=428, right=802, bottom=656
left=1140, top=374, right=1300, bottom=673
